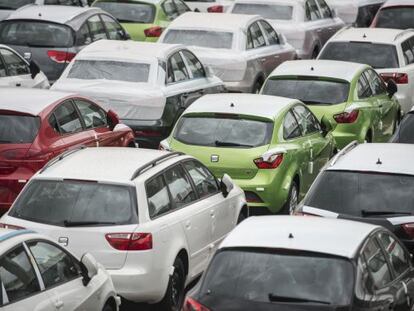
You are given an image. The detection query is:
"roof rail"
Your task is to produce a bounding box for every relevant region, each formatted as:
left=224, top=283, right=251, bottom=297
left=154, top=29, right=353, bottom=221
left=394, top=29, right=414, bottom=41
left=39, top=146, right=86, bottom=174
left=130, top=152, right=184, bottom=181
left=330, top=141, right=358, bottom=167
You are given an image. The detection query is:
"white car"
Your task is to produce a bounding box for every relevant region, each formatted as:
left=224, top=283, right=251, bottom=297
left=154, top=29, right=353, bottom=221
left=159, top=12, right=296, bottom=93
left=318, top=27, right=414, bottom=115
left=0, top=44, right=49, bottom=89
left=326, top=0, right=385, bottom=26
left=228, top=0, right=344, bottom=59
left=0, top=227, right=119, bottom=310
left=1, top=148, right=246, bottom=310
left=52, top=40, right=225, bottom=149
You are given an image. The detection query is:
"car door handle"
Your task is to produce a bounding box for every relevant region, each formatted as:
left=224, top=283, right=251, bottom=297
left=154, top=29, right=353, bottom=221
left=185, top=220, right=191, bottom=229
left=16, top=83, right=21, bottom=87
left=274, top=55, right=280, bottom=59
left=55, top=300, right=64, bottom=309
left=260, top=58, right=267, bottom=62
left=210, top=210, right=215, bottom=217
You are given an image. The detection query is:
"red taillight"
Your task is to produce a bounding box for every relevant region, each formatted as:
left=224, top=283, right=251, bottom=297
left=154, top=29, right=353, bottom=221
left=402, top=223, right=414, bottom=239
left=183, top=297, right=210, bottom=311
left=293, top=211, right=319, bottom=217
left=334, top=110, right=359, bottom=124
left=0, top=223, right=25, bottom=230
left=254, top=153, right=283, bottom=169
left=135, top=130, right=161, bottom=137
left=47, top=50, right=76, bottom=64
left=380, top=73, right=408, bottom=84
left=105, top=232, right=153, bottom=251
left=144, top=26, right=163, bottom=38
left=207, top=5, right=223, bottom=12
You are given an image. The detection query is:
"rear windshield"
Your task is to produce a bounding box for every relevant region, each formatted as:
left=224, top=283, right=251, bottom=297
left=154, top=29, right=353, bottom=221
left=319, top=42, right=399, bottom=69
left=392, top=113, right=414, bottom=144
left=376, top=7, right=414, bottom=29
left=0, top=114, right=40, bottom=144
left=10, top=180, right=138, bottom=226
left=174, top=116, right=273, bottom=148
left=0, top=21, right=74, bottom=47
left=163, top=30, right=233, bottom=49
left=232, top=4, right=293, bottom=20
left=93, top=1, right=155, bottom=23
left=201, top=249, right=353, bottom=305
left=68, top=60, right=151, bottom=83
left=0, top=0, right=34, bottom=10
left=263, top=78, right=349, bottom=105
left=305, top=170, right=414, bottom=216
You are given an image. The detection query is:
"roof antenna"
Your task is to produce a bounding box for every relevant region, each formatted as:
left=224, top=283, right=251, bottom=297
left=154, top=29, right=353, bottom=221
left=288, top=233, right=294, bottom=239
left=230, top=103, right=235, bottom=107
left=38, top=13, right=42, bottom=17
left=376, top=158, right=382, bottom=165
left=310, top=67, right=314, bottom=71
left=363, top=33, right=367, bottom=38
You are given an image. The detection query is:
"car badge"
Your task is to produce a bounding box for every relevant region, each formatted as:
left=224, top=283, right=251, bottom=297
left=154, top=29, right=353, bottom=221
left=211, top=155, right=219, bottom=163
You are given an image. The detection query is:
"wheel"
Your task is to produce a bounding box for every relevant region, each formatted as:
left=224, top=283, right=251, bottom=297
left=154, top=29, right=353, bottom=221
left=280, top=181, right=298, bottom=215
left=156, top=257, right=186, bottom=311
left=102, top=301, right=115, bottom=311
left=252, top=80, right=263, bottom=94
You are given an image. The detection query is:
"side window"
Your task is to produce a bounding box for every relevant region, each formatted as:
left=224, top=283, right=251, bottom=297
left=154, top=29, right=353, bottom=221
left=87, top=15, right=108, bottom=41
left=260, top=21, right=279, bottom=45
left=101, top=15, right=123, bottom=40
left=174, top=0, right=190, bottom=15
left=164, top=165, right=197, bottom=207
left=283, top=110, right=302, bottom=140
left=306, top=0, right=321, bottom=20
left=246, top=28, right=254, bottom=50
left=377, top=232, right=410, bottom=277
left=317, top=0, right=332, bottom=18
left=74, top=99, right=107, bottom=129
left=162, top=0, right=179, bottom=20
left=248, top=22, right=266, bottom=49
left=355, top=255, right=372, bottom=299
left=27, top=241, right=81, bottom=289
left=0, top=245, right=40, bottom=304
left=293, top=105, right=320, bottom=135
left=146, top=175, right=172, bottom=218
left=76, top=23, right=92, bottom=46
left=357, top=73, right=373, bottom=99
left=181, top=50, right=205, bottom=79
left=52, top=101, right=84, bottom=134
left=0, top=49, right=29, bottom=76
left=365, top=70, right=387, bottom=96
left=183, top=160, right=219, bottom=199
left=0, top=54, right=6, bottom=77
left=402, top=39, right=414, bottom=65
left=167, top=52, right=189, bottom=83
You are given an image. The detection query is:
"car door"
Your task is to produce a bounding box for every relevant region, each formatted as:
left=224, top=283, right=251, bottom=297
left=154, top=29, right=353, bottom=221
left=304, top=0, right=325, bottom=57
left=0, top=48, right=34, bottom=88
left=314, top=0, right=339, bottom=43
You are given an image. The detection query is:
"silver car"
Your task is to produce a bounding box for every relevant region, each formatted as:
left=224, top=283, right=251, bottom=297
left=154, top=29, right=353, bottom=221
left=0, top=5, right=129, bottom=83
left=159, top=12, right=296, bottom=93
left=229, top=0, right=345, bottom=59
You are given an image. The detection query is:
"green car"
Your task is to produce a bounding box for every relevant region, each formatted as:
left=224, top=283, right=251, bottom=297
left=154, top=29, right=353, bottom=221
left=92, top=0, right=190, bottom=41
left=160, top=94, right=336, bottom=215
left=261, top=60, right=400, bottom=149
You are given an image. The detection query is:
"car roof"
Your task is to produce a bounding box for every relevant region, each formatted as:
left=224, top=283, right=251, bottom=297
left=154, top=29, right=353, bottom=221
left=329, top=143, right=414, bottom=176
left=220, top=216, right=378, bottom=258
left=382, top=0, right=414, bottom=7
left=0, top=88, right=73, bottom=116
left=270, top=60, right=367, bottom=82
left=183, top=94, right=299, bottom=120
left=330, top=27, right=414, bottom=44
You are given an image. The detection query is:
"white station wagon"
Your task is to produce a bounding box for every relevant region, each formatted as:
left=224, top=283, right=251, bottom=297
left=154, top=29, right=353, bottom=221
left=1, top=148, right=246, bottom=310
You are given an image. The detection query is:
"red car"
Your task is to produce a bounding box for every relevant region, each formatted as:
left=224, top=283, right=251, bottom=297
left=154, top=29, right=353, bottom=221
left=0, top=88, right=135, bottom=213
left=371, top=0, right=414, bottom=29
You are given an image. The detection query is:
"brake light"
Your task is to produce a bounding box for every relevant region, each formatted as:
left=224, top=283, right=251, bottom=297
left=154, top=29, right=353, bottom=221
left=183, top=297, right=211, bottom=311
left=293, top=211, right=319, bottom=217
left=254, top=153, right=283, bottom=169
left=47, top=50, right=76, bottom=64
left=244, top=191, right=263, bottom=203
left=207, top=5, right=223, bottom=12
left=334, top=110, right=359, bottom=124
left=380, top=73, right=408, bottom=84
left=105, top=232, right=153, bottom=251
left=135, top=130, right=161, bottom=137
left=144, top=26, right=163, bottom=37
left=402, top=223, right=414, bottom=239
left=0, top=223, right=25, bottom=230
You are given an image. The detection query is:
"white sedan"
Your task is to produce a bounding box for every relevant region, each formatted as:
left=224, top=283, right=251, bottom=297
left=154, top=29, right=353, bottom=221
left=326, top=0, right=385, bottom=26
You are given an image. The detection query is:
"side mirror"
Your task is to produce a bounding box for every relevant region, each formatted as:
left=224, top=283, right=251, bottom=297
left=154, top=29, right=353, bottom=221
left=107, top=109, right=120, bottom=130
left=220, top=174, right=234, bottom=198
left=119, top=30, right=131, bottom=40
left=88, top=0, right=94, bottom=5
left=387, top=79, right=398, bottom=98
left=331, top=8, right=338, bottom=18
left=194, top=8, right=200, bottom=12
left=320, top=115, right=334, bottom=136
left=80, top=253, right=98, bottom=286
left=205, top=65, right=214, bottom=78
left=29, top=60, right=40, bottom=79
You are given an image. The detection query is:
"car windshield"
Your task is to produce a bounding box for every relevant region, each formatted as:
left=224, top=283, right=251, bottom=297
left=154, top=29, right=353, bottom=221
left=0, top=114, right=40, bottom=144
left=305, top=170, right=414, bottom=216
left=319, top=42, right=399, bottom=69
left=163, top=30, right=234, bottom=49
left=93, top=1, right=155, bottom=23
left=392, top=113, right=414, bottom=144
left=376, top=7, right=414, bottom=29
left=10, top=180, right=138, bottom=226
left=174, top=116, right=274, bottom=148
left=263, top=78, right=349, bottom=105
left=231, top=4, right=293, bottom=20
left=68, top=60, right=151, bottom=83
left=0, top=21, right=74, bottom=47
left=0, top=0, right=34, bottom=10
left=201, top=249, right=353, bottom=305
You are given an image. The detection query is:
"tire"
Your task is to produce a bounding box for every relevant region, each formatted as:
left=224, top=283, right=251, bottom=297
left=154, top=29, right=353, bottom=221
left=280, top=181, right=298, bottom=215
left=365, top=131, right=372, bottom=143
left=252, top=80, right=263, bottom=94
left=102, top=302, right=115, bottom=311
left=237, top=211, right=246, bottom=224
left=156, top=257, right=186, bottom=311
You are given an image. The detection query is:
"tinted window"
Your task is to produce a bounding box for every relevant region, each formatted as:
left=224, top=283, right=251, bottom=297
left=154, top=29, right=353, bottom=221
left=146, top=175, right=172, bottom=218
left=0, top=49, right=29, bottom=76
left=249, top=22, right=266, bottom=48
left=0, top=115, right=40, bottom=144
left=167, top=52, right=189, bottom=83
left=362, top=238, right=392, bottom=289
left=174, top=116, right=274, bottom=148
left=376, top=7, right=414, bottom=30
left=165, top=165, right=197, bottom=207
left=365, top=69, right=386, bottom=95
left=10, top=180, right=137, bottom=226
left=318, top=0, right=332, bottom=18
left=319, top=42, right=399, bottom=69
left=76, top=23, right=92, bottom=46
left=74, top=99, right=107, bottom=129
left=260, top=21, right=279, bottom=45
left=358, top=73, right=373, bottom=99
left=88, top=15, right=107, bottom=41
left=232, top=4, right=293, bottom=20
left=163, top=30, right=233, bottom=49
left=0, top=0, right=34, bottom=10
left=0, top=21, right=74, bottom=47
left=181, top=50, right=205, bottom=79
left=377, top=232, right=410, bottom=277
left=306, top=0, right=321, bottom=20
left=293, top=105, right=320, bottom=135
left=201, top=250, right=353, bottom=305
left=101, top=14, right=123, bottom=40
left=393, top=113, right=414, bottom=143
left=263, top=78, right=349, bottom=105
left=283, top=110, right=301, bottom=140
left=53, top=101, right=83, bottom=134
left=183, top=161, right=219, bottom=198
left=94, top=1, right=155, bottom=23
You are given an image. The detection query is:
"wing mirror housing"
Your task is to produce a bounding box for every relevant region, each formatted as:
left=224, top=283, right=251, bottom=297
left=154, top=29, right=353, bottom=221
left=387, top=79, right=398, bottom=98
left=80, top=253, right=98, bottom=286
left=29, top=60, right=40, bottom=79
left=320, top=115, right=334, bottom=136
left=107, top=109, right=120, bottom=130
left=205, top=65, right=215, bottom=78
left=220, top=174, right=234, bottom=198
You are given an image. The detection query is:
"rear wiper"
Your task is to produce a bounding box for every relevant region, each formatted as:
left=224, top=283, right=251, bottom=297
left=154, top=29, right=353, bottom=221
left=0, top=6, right=14, bottom=9
left=361, top=210, right=412, bottom=217
left=0, top=140, right=13, bottom=143
left=215, top=140, right=254, bottom=147
left=63, top=220, right=116, bottom=227
left=268, top=294, right=331, bottom=305
left=26, top=42, right=57, bottom=48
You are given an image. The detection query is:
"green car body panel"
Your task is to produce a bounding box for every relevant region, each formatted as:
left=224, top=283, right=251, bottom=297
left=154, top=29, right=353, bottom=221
left=165, top=94, right=336, bottom=214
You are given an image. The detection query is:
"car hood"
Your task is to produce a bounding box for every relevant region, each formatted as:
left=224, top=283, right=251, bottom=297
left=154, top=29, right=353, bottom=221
left=52, top=80, right=166, bottom=120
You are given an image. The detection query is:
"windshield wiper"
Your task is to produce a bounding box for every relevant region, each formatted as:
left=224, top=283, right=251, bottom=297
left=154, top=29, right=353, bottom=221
left=118, top=19, right=142, bottom=23
left=0, top=6, right=14, bottom=9
left=268, top=294, right=331, bottom=305
left=63, top=220, right=116, bottom=227
left=0, top=139, right=13, bottom=143
left=361, top=210, right=412, bottom=217
left=303, top=100, right=331, bottom=105
left=215, top=140, right=254, bottom=147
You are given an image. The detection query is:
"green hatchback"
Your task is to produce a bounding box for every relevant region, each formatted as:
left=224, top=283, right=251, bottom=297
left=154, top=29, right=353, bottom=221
left=261, top=60, right=400, bottom=149
left=161, top=94, right=336, bottom=215
left=92, top=0, right=190, bottom=41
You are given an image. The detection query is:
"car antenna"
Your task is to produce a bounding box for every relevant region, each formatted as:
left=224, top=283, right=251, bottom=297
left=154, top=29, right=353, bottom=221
left=230, top=102, right=235, bottom=107
left=376, top=158, right=382, bottom=165
left=310, top=67, right=314, bottom=71
left=363, top=33, right=367, bottom=38
left=288, top=233, right=294, bottom=239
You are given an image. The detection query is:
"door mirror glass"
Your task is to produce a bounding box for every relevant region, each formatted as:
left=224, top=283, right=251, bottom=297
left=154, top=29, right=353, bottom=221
left=320, top=115, right=334, bottom=136
left=81, top=253, right=98, bottom=286
left=107, top=109, right=120, bottom=130
left=387, top=79, right=398, bottom=98
left=220, top=174, right=234, bottom=198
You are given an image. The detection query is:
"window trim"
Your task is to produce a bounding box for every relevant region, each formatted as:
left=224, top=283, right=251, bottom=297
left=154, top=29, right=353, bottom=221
left=0, top=48, right=30, bottom=77
left=283, top=108, right=302, bottom=141
left=166, top=50, right=190, bottom=85
left=179, top=49, right=206, bottom=80
left=292, top=104, right=321, bottom=136
left=259, top=20, right=280, bottom=46
left=73, top=97, right=109, bottom=130
left=47, top=99, right=86, bottom=136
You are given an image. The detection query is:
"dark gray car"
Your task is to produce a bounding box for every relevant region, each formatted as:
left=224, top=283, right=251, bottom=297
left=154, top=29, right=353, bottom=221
left=0, top=5, right=129, bottom=82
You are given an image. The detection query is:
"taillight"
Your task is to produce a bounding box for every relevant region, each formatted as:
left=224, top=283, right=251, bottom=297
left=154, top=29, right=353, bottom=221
left=244, top=191, right=263, bottom=203
left=47, top=50, right=76, bottom=64
left=334, top=110, right=359, bottom=124
left=105, top=232, right=153, bottom=251
left=293, top=211, right=318, bottom=217
left=402, top=223, right=414, bottom=239
left=0, top=223, right=25, bottom=230
left=254, top=153, right=283, bottom=169
left=183, top=297, right=211, bottom=311
left=135, top=130, right=161, bottom=137
left=380, top=73, right=408, bottom=84
left=207, top=5, right=223, bottom=12
left=144, top=26, right=163, bottom=38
